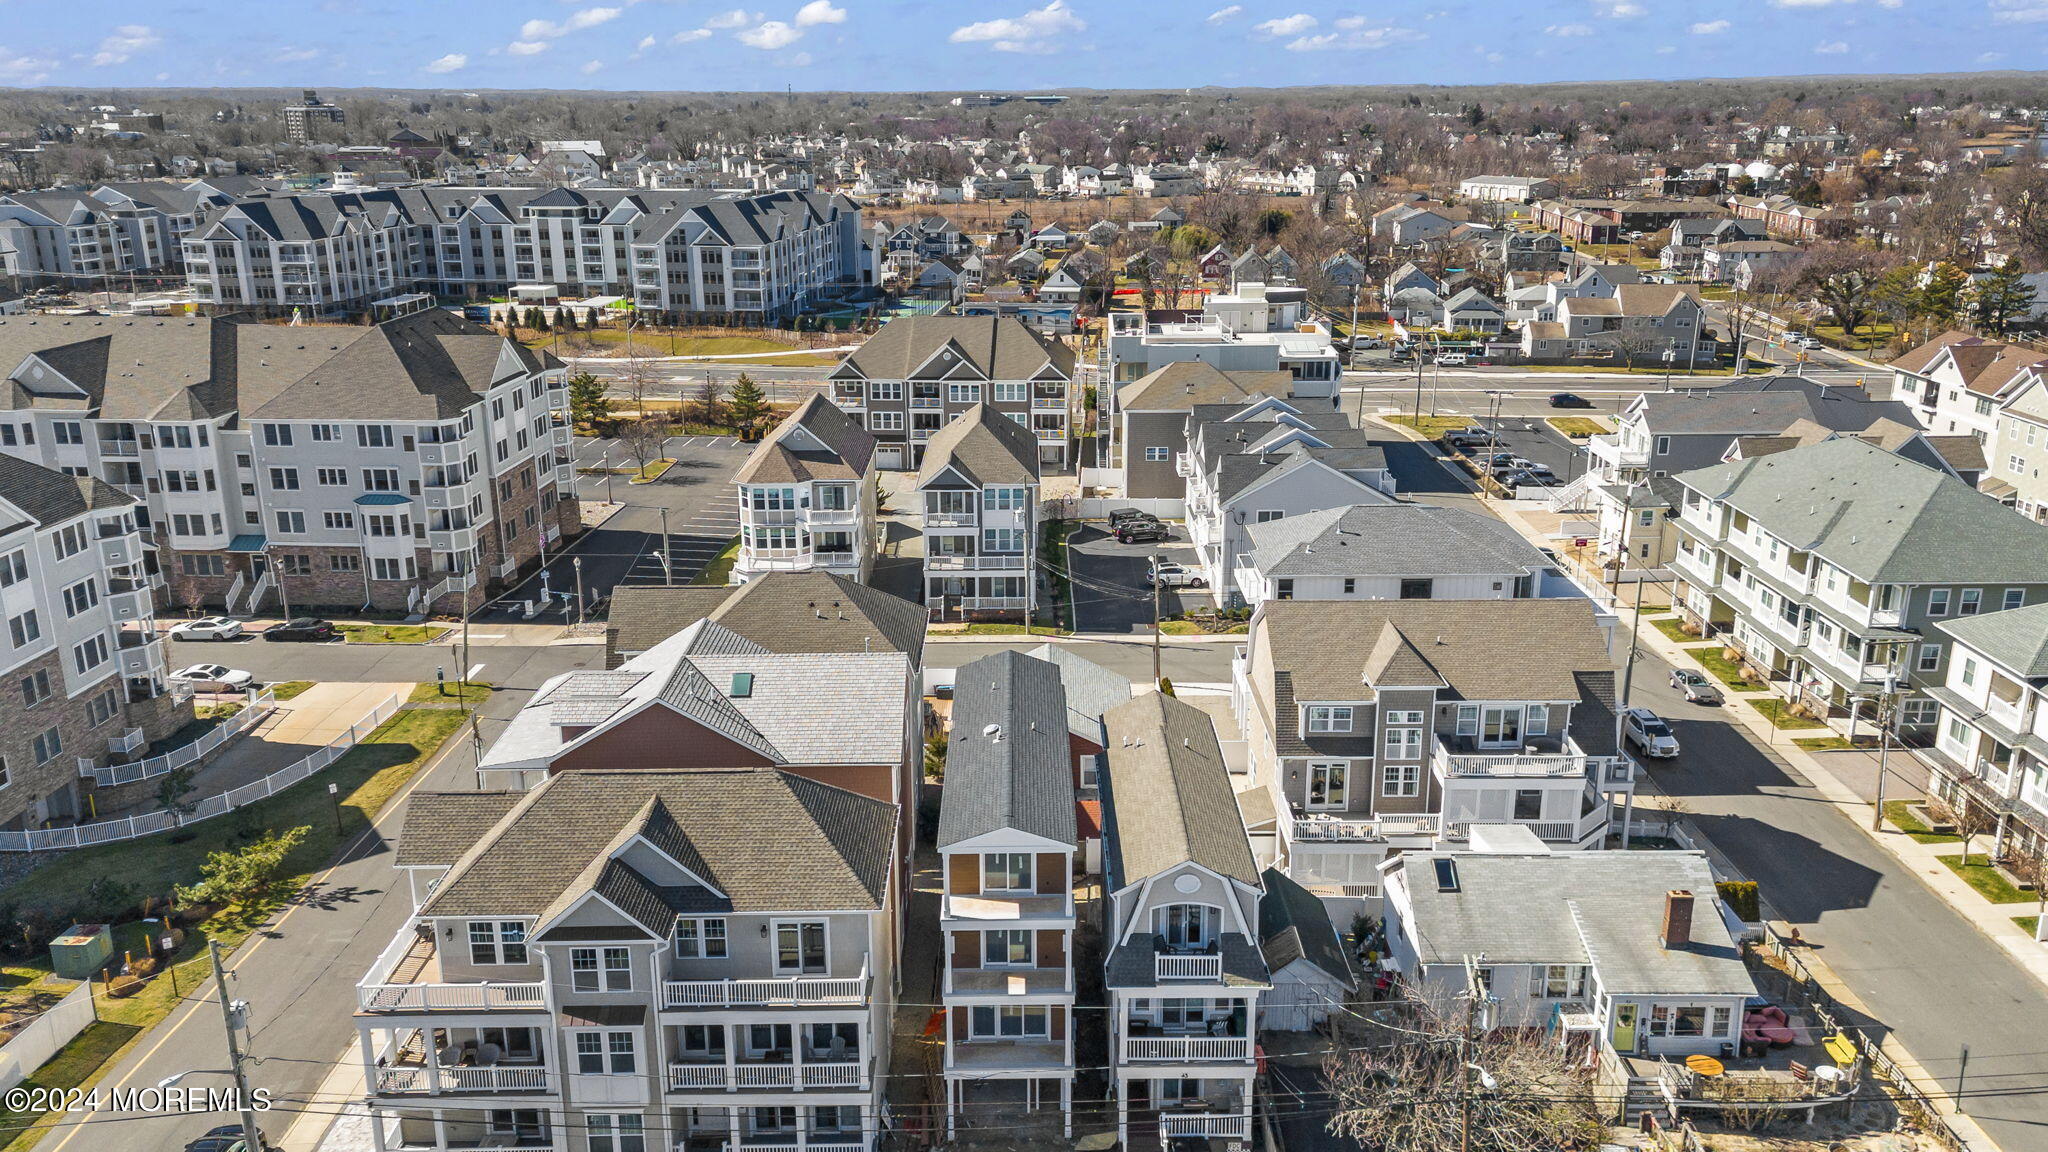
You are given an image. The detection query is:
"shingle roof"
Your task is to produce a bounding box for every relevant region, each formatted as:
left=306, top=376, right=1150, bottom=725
left=604, top=574, right=926, bottom=665
left=839, top=315, right=1074, bottom=381
left=392, top=792, right=525, bottom=867
left=1257, top=599, right=1615, bottom=704
left=733, top=393, right=877, bottom=484
left=938, top=652, right=1078, bottom=849
left=916, top=404, right=1041, bottom=488
left=1936, top=603, right=2048, bottom=679
left=1244, top=504, right=1548, bottom=579
left=1260, top=867, right=1356, bottom=986
left=0, top=452, right=133, bottom=527
left=1024, top=643, right=1133, bottom=743
left=1676, top=436, right=2048, bottom=583
left=1101, top=693, right=1260, bottom=887
left=1633, top=378, right=1917, bottom=438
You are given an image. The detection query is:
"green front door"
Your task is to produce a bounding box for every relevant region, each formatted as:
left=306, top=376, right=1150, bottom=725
left=1612, top=1003, right=1638, bottom=1052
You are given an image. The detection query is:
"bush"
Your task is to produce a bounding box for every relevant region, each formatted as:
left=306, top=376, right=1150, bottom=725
left=107, top=974, right=141, bottom=998
left=1717, top=879, right=1761, bottom=922
left=1158, top=677, right=1176, bottom=697
left=175, top=826, right=311, bottom=910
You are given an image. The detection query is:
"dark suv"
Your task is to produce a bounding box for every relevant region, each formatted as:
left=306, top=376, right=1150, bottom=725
left=1115, top=519, right=1172, bottom=544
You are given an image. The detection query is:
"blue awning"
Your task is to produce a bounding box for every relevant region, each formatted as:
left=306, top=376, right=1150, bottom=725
left=225, top=534, right=268, bottom=553
left=353, top=493, right=411, bottom=506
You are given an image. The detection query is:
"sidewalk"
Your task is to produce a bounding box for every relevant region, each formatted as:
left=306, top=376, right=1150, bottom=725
left=214, top=619, right=574, bottom=647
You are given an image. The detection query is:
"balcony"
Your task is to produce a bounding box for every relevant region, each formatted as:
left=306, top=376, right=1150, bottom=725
left=924, top=511, right=979, bottom=529
left=108, top=727, right=145, bottom=755
left=106, top=584, right=153, bottom=624
left=1155, top=953, right=1222, bottom=981
left=661, top=955, right=869, bottom=1010
left=1123, top=1035, right=1252, bottom=1062
left=1289, top=812, right=1438, bottom=843
left=98, top=438, right=140, bottom=458
left=374, top=1064, right=554, bottom=1096
left=944, top=965, right=1072, bottom=996
left=1432, top=737, right=1587, bottom=780
left=926, top=553, right=1027, bottom=572
left=910, top=396, right=944, bottom=410
left=1032, top=397, right=1066, bottom=410
left=99, top=536, right=145, bottom=568
left=1174, top=452, right=1197, bottom=479
left=665, top=1057, right=870, bottom=1092
left=1160, top=1112, right=1253, bottom=1141
left=807, top=506, right=858, bottom=525
left=356, top=932, right=546, bottom=1014
left=1589, top=433, right=1649, bottom=470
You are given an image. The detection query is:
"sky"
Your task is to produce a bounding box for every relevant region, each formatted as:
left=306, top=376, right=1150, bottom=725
left=2, top=0, right=2045, bottom=93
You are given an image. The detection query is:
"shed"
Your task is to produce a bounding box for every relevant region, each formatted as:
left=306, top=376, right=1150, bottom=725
left=1258, top=869, right=1356, bottom=1032
left=48, top=924, right=112, bottom=980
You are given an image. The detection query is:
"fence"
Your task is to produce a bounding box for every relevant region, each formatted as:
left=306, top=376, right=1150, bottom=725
left=82, top=688, right=278, bottom=787
left=0, top=982, right=94, bottom=1091
left=0, top=689, right=408, bottom=853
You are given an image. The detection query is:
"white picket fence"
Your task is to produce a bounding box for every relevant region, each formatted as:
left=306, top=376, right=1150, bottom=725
left=81, top=688, right=278, bottom=787
left=0, top=982, right=95, bottom=1091
left=0, top=689, right=409, bottom=853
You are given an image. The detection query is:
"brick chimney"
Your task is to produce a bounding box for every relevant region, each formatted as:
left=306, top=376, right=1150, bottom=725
left=1661, top=890, right=1695, bottom=949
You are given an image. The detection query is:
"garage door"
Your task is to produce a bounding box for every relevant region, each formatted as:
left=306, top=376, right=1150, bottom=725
left=875, top=443, right=906, bottom=471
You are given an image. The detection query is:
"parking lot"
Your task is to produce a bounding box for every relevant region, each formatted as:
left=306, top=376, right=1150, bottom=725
left=1443, top=414, right=1595, bottom=490
left=1066, top=521, right=1202, bottom=633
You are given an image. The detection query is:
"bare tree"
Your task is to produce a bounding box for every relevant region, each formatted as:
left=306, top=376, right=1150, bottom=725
left=617, top=416, right=675, bottom=472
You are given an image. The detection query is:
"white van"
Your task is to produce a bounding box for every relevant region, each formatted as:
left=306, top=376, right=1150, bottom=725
left=1435, top=352, right=1470, bottom=366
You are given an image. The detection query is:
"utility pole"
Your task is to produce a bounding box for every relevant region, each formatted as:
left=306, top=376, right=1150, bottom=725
left=1151, top=553, right=1164, bottom=688
left=1459, top=954, right=1484, bottom=1152
left=573, top=557, right=586, bottom=625
left=1871, top=670, right=1898, bottom=832
left=208, top=941, right=264, bottom=1152
left=1612, top=553, right=1647, bottom=754
left=660, top=507, right=674, bottom=586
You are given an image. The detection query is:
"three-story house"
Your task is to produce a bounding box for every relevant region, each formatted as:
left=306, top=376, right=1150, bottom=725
left=1922, top=604, right=2048, bottom=873
left=916, top=406, right=1041, bottom=622
left=827, top=316, right=1073, bottom=471
left=731, top=396, right=878, bottom=585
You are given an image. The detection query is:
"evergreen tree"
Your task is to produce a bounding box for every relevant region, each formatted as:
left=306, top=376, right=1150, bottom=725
left=1970, top=262, right=2038, bottom=335
left=727, top=373, right=772, bottom=441
left=567, top=370, right=615, bottom=434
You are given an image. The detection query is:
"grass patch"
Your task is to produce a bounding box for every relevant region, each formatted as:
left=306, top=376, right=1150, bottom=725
left=1039, top=519, right=1076, bottom=632
left=0, top=1018, right=145, bottom=1150
left=1649, top=615, right=1697, bottom=643
left=691, top=535, right=741, bottom=587
left=1159, top=620, right=1250, bottom=635
left=1882, top=800, right=1963, bottom=845
left=1807, top=321, right=1899, bottom=353
left=1683, top=645, right=1763, bottom=691
left=2016, top=916, right=2040, bottom=937
left=529, top=330, right=842, bottom=366
left=630, top=459, right=675, bottom=482
left=269, top=680, right=315, bottom=701
left=408, top=680, right=494, bottom=705
left=340, top=623, right=451, bottom=644
left=1546, top=416, right=1609, bottom=438
left=1377, top=414, right=1475, bottom=441
left=1793, top=736, right=1855, bottom=751
left=1747, top=697, right=1826, bottom=730
left=954, top=623, right=1072, bottom=636
left=1936, top=854, right=2034, bottom=905
left=1510, top=363, right=1728, bottom=376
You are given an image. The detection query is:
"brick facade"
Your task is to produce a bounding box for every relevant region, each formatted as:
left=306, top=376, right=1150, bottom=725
left=0, top=649, right=192, bottom=830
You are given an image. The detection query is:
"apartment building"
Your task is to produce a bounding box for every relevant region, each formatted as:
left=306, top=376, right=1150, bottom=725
left=1179, top=397, right=1398, bottom=599
left=1457, top=175, right=1561, bottom=203
left=356, top=769, right=897, bottom=1152
left=0, top=183, right=228, bottom=286
left=1670, top=437, right=2048, bottom=732
left=917, top=406, right=1041, bottom=621
left=1231, top=503, right=1564, bottom=610
left=828, top=317, right=1074, bottom=471
left=731, top=395, right=878, bottom=585
left=1881, top=330, right=2046, bottom=444
left=1991, top=371, right=2048, bottom=521
left=1106, top=284, right=1342, bottom=401
left=0, top=455, right=186, bottom=828
left=1231, top=598, right=1633, bottom=901
left=0, top=311, right=576, bottom=616
left=1100, top=691, right=1267, bottom=1150
left=183, top=186, right=862, bottom=321
left=283, top=90, right=345, bottom=144
left=937, top=651, right=1079, bottom=1138
left=1922, top=604, right=2048, bottom=867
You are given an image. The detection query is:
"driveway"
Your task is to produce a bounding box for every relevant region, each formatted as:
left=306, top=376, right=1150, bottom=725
left=1066, top=522, right=1199, bottom=634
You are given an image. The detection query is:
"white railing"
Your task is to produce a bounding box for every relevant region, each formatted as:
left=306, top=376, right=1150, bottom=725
left=1125, top=1035, right=1252, bottom=1061
left=662, top=956, right=869, bottom=1009
left=224, top=571, right=247, bottom=616
left=925, top=554, right=1027, bottom=571
left=356, top=937, right=546, bottom=1014
left=924, top=512, right=979, bottom=528
left=81, top=688, right=277, bottom=787
left=1434, top=745, right=1587, bottom=779
left=1160, top=1112, right=1251, bottom=1140
left=1155, top=953, right=1222, bottom=981
left=439, top=1065, right=554, bottom=1093
left=108, top=727, right=146, bottom=755
left=6, top=688, right=405, bottom=853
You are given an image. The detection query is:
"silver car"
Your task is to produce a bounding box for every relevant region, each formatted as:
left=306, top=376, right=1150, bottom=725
left=168, top=616, right=244, bottom=642
left=1622, top=707, right=1680, bottom=758
left=168, top=664, right=255, bottom=693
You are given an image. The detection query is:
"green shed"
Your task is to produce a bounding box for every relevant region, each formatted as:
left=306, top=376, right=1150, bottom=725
left=48, top=924, right=112, bottom=981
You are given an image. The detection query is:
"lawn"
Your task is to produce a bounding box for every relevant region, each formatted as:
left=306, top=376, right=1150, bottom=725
left=1649, top=615, right=1698, bottom=643
left=409, top=680, right=493, bottom=705
left=691, top=535, right=741, bottom=586
left=1882, top=799, right=1963, bottom=845
left=629, top=459, right=675, bottom=482
left=2017, top=916, right=2041, bottom=937
left=1793, top=736, right=1855, bottom=752
left=1376, top=414, right=1474, bottom=441
left=1158, top=620, right=1250, bottom=635
left=954, top=623, right=1072, bottom=637
left=1039, top=520, right=1076, bottom=632
left=1936, top=854, right=2034, bottom=904
left=1807, top=321, right=1899, bottom=352
left=1747, top=697, right=1827, bottom=730
left=528, top=330, right=842, bottom=367
left=1683, top=645, right=1763, bottom=691
left=340, top=623, right=451, bottom=644
left=270, top=680, right=315, bottom=701
left=1546, top=416, right=1609, bottom=438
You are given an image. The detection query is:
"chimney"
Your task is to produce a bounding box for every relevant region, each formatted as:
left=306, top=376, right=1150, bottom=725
left=1661, top=890, right=1695, bottom=949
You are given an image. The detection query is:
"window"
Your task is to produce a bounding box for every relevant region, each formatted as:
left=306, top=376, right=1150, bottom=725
left=1383, top=710, right=1424, bottom=725
left=0, top=551, right=23, bottom=588
left=1536, top=964, right=1585, bottom=999
left=1145, top=447, right=1170, bottom=461
left=1154, top=904, right=1216, bottom=950
left=1342, top=577, right=1355, bottom=594
left=310, top=423, right=341, bottom=442
left=994, top=382, right=1027, bottom=403
left=1654, top=436, right=1671, bottom=455
left=1382, top=763, right=1420, bottom=797
left=468, top=921, right=528, bottom=965
left=984, top=853, right=1032, bottom=891
left=330, top=555, right=360, bottom=573
left=362, top=468, right=401, bottom=491
left=2005, top=589, right=2027, bottom=611
left=1650, top=1005, right=1708, bottom=1037
left=1638, top=510, right=1656, bottom=528
left=1959, top=588, right=1982, bottom=616
left=983, top=528, right=1025, bottom=554
left=947, top=383, right=982, bottom=404
left=30, top=728, right=61, bottom=765
left=357, top=424, right=395, bottom=448
left=1399, top=578, right=1433, bottom=600
left=1513, top=789, right=1543, bottom=820
left=1901, top=698, right=1940, bottom=726
left=19, top=670, right=50, bottom=709
left=1455, top=705, right=1480, bottom=736
left=61, top=579, right=99, bottom=617
left=323, top=511, right=354, bottom=531
left=258, top=421, right=291, bottom=445
left=316, top=467, right=348, bottom=486
left=984, top=929, right=1032, bottom=966
left=1275, top=578, right=1293, bottom=600
left=1928, top=588, right=1951, bottom=617
left=1526, top=704, right=1549, bottom=736
left=569, top=946, right=633, bottom=992
left=868, top=380, right=902, bottom=401
left=268, top=467, right=299, bottom=491
left=53, top=524, right=86, bottom=559
left=970, top=1004, right=1049, bottom=1038
left=674, top=918, right=728, bottom=959
left=773, top=921, right=828, bottom=974
left=1254, top=510, right=1286, bottom=523
left=574, top=1033, right=637, bottom=1075
left=274, top=511, right=305, bottom=535
left=1306, top=706, right=1352, bottom=733
left=984, top=487, right=1027, bottom=511
left=1961, top=657, right=1979, bottom=688
left=1918, top=643, right=1943, bottom=672
left=71, top=634, right=108, bottom=675
left=1306, top=762, right=1348, bottom=809
left=867, top=411, right=903, bottom=432
left=1383, top=728, right=1422, bottom=760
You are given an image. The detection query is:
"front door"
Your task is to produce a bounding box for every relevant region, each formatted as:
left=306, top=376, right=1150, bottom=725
left=1612, top=1003, right=1638, bottom=1053
left=1481, top=706, right=1521, bottom=747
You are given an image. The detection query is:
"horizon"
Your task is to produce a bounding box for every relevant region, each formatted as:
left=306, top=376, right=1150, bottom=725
left=5, top=0, right=2047, bottom=94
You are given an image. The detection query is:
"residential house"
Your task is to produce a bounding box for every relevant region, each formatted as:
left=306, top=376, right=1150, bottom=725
left=936, top=651, right=1081, bottom=1136
left=917, top=406, right=1042, bottom=621
left=1659, top=217, right=1766, bottom=276
left=1384, top=262, right=1440, bottom=301
left=1988, top=368, right=2048, bottom=521
left=1319, top=253, right=1366, bottom=291
left=1921, top=604, right=2048, bottom=866
left=1037, top=250, right=1106, bottom=305
left=1458, top=175, right=1562, bottom=203
left=1112, top=363, right=1297, bottom=504
left=1197, top=245, right=1232, bottom=281
left=1230, top=503, right=1562, bottom=610
left=1881, top=330, right=2048, bottom=451
left=1107, top=284, right=1342, bottom=400
left=1521, top=285, right=1714, bottom=366
left=1489, top=230, right=1566, bottom=275
left=731, top=395, right=879, bottom=585
left=1383, top=845, right=1755, bottom=1059
left=1180, top=397, right=1399, bottom=595
left=1131, top=166, right=1200, bottom=198
left=1670, top=436, right=2048, bottom=731
left=353, top=769, right=898, bottom=1152
left=1371, top=202, right=1471, bottom=245
left=1100, top=691, right=1268, bottom=1150
left=600, top=572, right=926, bottom=670
left=1725, top=193, right=1851, bottom=240
left=828, top=316, right=1074, bottom=470
left=1442, top=286, right=1506, bottom=334
left=1700, top=239, right=1802, bottom=288
left=1256, top=868, right=1356, bottom=1032
left=1027, top=222, right=1074, bottom=251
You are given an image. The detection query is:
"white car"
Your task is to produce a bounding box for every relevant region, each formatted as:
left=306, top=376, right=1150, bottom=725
left=1789, top=334, right=1823, bottom=350
left=168, top=664, right=255, bottom=693
left=1148, top=560, right=1207, bottom=589
left=1622, top=706, right=1681, bottom=759
left=168, top=616, right=244, bottom=642
left=1435, top=352, right=1470, bottom=366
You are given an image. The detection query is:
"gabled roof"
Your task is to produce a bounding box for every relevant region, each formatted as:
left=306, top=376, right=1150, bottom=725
left=1937, top=603, right=2048, bottom=680
left=1257, top=599, right=1615, bottom=704
left=1115, top=362, right=1293, bottom=412
left=604, top=573, right=926, bottom=664
left=1244, top=503, right=1548, bottom=579
left=1260, top=867, right=1355, bottom=986
left=1631, top=377, right=1916, bottom=438
left=916, top=404, right=1041, bottom=488
left=0, top=452, right=133, bottom=527
left=838, top=315, right=1073, bottom=381
left=733, top=392, right=877, bottom=484
left=938, top=651, right=1078, bottom=850
left=1101, top=692, right=1260, bottom=888
left=1024, top=643, right=1133, bottom=743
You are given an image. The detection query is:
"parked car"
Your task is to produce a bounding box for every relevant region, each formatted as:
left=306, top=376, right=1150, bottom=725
left=1435, top=352, right=1470, bottom=366
left=185, top=1124, right=268, bottom=1152
left=168, top=664, right=255, bottom=692
left=1115, top=519, right=1172, bottom=544
left=1107, top=508, right=1159, bottom=532
left=1549, top=392, right=1593, bottom=409
left=1669, top=669, right=1725, bottom=705
left=168, top=616, right=244, bottom=642
left=263, top=617, right=339, bottom=643
left=1148, top=560, right=1207, bottom=588
left=1346, top=335, right=1387, bottom=350
left=1788, top=333, right=1823, bottom=350
left=1520, top=465, right=1558, bottom=485
left=1622, top=706, right=1681, bottom=758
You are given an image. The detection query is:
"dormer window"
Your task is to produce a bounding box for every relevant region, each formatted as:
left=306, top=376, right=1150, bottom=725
left=1305, top=706, right=1352, bottom=733
left=1154, top=904, right=1217, bottom=951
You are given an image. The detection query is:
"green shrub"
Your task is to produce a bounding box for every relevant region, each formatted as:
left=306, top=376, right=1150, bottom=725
left=1717, top=880, right=1761, bottom=922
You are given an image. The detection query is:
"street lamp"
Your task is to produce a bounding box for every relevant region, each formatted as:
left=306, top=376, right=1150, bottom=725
left=1661, top=347, right=1676, bottom=392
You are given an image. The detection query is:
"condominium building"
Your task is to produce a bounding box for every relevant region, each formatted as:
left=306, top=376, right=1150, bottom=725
left=283, top=90, right=345, bottom=144
left=0, top=311, right=579, bottom=616
left=827, top=316, right=1074, bottom=471
left=1922, top=605, right=2048, bottom=867
left=182, top=186, right=863, bottom=320
left=0, top=454, right=186, bottom=828
left=0, top=183, right=230, bottom=286
left=1106, top=284, right=1342, bottom=401
left=356, top=769, right=898, bottom=1152
left=916, top=405, right=1041, bottom=621
left=936, top=651, right=1079, bottom=1138
left=1100, top=691, right=1267, bottom=1150
left=731, top=395, right=879, bottom=585
left=1670, top=437, right=2048, bottom=733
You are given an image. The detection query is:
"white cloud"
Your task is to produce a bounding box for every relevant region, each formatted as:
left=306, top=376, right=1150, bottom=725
left=704, top=9, right=759, bottom=28
left=1814, top=38, right=1849, bottom=51
left=1253, top=13, right=1318, bottom=36
left=580, top=58, right=604, bottom=73
left=673, top=27, right=713, bottom=41
left=0, top=51, right=55, bottom=84
left=1594, top=0, right=1646, bottom=15
left=1287, top=33, right=1337, bottom=49
left=507, top=39, right=550, bottom=54
left=1206, top=5, right=1243, bottom=22
left=1334, top=15, right=1366, bottom=28
left=738, top=19, right=802, bottom=48
left=424, top=52, right=468, bottom=73
left=275, top=46, right=321, bottom=63
left=1980, top=49, right=2006, bottom=61
left=1544, top=22, right=1594, bottom=35
left=636, top=34, right=656, bottom=48
left=949, top=1, right=1086, bottom=52
left=1991, top=0, right=2048, bottom=21
left=784, top=50, right=814, bottom=65
left=1285, top=24, right=1421, bottom=49
left=519, top=6, right=622, bottom=39
left=91, top=24, right=159, bottom=66
left=1688, top=18, right=1730, bottom=32
left=793, top=0, right=846, bottom=26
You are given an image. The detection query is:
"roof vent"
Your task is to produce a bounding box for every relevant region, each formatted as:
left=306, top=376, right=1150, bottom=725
left=984, top=723, right=1003, bottom=742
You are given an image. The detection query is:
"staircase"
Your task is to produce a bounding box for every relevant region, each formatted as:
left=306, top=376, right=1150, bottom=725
left=1545, top=470, right=1599, bottom=514
left=233, top=567, right=275, bottom=617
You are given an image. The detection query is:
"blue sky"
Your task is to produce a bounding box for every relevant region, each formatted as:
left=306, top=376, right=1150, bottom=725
left=3, top=1, right=2043, bottom=92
